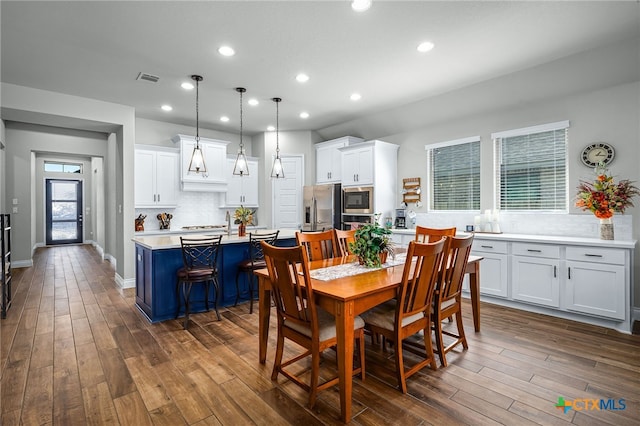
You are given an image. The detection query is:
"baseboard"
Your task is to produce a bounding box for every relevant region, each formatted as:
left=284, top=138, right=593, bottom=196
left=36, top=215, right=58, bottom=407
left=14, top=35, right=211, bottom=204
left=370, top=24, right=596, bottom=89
left=91, top=241, right=105, bottom=260
left=115, top=272, right=135, bottom=289
left=11, top=259, right=33, bottom=268
left=104, top=253, right=117, bottom=268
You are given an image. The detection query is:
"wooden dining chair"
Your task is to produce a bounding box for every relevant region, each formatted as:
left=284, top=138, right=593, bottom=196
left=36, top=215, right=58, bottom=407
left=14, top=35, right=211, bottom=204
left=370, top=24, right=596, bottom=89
left=361, top=238, right=446, bottom=393
left=234, top=230, right=279, bottom=314
left=432, top=234, right=474, bottom=367
left=334, top=228, right=356, bottom=256
left=295, top=229, right=340, bottom=261
left=261, top=242, right=366, bottom=409
left=415, top=226, right=456, bottom=243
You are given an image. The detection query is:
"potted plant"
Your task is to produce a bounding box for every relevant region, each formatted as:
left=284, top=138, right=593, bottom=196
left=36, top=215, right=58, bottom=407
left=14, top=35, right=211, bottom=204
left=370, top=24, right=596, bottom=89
left=233, top=205, right=255, bottom=237
left=348, top=216, right=394, bottom=268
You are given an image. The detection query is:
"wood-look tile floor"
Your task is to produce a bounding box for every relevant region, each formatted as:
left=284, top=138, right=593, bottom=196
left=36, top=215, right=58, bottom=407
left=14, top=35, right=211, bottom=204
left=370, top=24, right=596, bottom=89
left=1, top=244, right=639, bottom=425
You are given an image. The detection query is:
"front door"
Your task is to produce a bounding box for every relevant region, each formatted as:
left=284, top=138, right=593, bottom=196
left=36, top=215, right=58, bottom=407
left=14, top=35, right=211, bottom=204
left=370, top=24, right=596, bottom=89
left=45, top=179, right=83, bottom=245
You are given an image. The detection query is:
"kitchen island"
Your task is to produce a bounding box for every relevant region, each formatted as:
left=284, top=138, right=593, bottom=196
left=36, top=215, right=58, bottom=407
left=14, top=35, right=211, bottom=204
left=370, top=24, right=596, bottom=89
left=132, top=229, right=297, bottom=322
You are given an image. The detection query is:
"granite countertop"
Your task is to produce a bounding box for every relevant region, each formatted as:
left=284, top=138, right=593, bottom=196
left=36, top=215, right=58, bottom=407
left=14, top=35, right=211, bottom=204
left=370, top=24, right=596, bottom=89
left=132, top=229, right=297, bottom=250
left=389, top=228, right=637, bottom=249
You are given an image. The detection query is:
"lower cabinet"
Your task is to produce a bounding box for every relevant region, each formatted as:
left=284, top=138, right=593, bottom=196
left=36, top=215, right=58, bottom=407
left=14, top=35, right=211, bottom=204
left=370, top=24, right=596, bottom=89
left=471, top=240, right=508, bottom=298
left=511, top=243, right=560, bottom=308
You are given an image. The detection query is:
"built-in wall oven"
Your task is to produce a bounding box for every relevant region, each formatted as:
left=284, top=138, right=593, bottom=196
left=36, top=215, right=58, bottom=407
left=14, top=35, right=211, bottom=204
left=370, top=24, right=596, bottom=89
left=343, top=186, right=374, bottom=214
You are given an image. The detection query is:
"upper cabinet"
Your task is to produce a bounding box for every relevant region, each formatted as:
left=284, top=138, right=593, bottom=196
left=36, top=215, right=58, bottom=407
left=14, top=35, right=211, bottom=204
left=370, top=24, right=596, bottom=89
left=315, top=136, right=363, bottom=184
left=135, top=146, right=179, bottom=208
left=339, top=140, right=398, bottom=188
left=223, top=156, right=259, bottom=208
left=171, top=134, right=230, bottom=192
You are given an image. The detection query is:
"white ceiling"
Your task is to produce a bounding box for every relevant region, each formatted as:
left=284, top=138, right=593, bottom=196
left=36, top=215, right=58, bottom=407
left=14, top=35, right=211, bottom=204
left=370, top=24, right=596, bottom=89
left=2, top=1, right=639, bottom=136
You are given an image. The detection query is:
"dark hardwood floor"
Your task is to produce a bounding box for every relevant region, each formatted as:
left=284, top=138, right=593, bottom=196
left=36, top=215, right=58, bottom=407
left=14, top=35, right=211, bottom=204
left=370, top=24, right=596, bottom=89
left=1, top=244, right=639, bottom=425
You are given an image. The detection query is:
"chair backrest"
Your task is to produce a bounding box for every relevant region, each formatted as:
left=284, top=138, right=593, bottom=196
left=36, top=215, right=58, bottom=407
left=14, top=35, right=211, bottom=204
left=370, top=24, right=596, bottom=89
left=396, top=239, right=446, bottom=321
left=295, top=229, right=340, bottom=261
left=180, top=236, right=222, bottom=270
left=438, top=234, right=474, bottom=300
left=262, top=242, right=319, bottom=336
left=415, top=226, right=456, bottom=243
left=334, top=228, right=356, bottom=257
left=247, top=231, right=280, bottom=263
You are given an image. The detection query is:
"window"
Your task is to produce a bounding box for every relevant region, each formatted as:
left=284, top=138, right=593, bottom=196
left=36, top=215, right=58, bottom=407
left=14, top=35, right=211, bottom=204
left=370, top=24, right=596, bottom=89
left=426, top=136, right=480, bottom=211
left=44, top=161, right=83, bottom=174
left=493, top=121, right=569, bottom=212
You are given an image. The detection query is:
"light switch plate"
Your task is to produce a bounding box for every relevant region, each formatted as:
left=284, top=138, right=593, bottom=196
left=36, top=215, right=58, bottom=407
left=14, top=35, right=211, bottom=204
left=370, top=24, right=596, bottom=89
left=12, top=198, right=18, bottom=205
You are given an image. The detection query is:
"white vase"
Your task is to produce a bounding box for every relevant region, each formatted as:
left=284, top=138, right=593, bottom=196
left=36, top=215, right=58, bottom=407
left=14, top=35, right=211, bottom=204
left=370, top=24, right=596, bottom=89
left=599, top=217, right=614, bottom=240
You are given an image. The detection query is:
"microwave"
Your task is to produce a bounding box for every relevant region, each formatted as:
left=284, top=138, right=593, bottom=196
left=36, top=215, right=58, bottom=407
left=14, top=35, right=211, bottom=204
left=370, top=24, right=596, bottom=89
left=343, top=187, right=374, bottom=214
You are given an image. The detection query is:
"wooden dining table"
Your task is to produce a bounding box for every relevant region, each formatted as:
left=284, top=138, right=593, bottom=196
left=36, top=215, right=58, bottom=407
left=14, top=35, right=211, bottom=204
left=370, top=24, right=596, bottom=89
left=255, top=254, right=483, bottom=423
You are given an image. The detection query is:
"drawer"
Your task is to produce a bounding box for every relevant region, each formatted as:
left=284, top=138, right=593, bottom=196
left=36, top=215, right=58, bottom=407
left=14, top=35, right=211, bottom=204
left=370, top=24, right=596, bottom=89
left=472, top=239, right=508, bottom=254
left=566, top=246, right=625, bottom=265
left=512, top=242, right=559, bottom=259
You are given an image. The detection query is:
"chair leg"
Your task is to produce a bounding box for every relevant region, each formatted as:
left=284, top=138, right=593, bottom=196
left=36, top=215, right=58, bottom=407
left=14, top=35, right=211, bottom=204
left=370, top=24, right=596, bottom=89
left=234, top=269, right=241, bottom=307
left=248, top=273, right=255, bottom=314
left=456, top=310, right=468, bottom=350
left=308, top=345, right=321, bottom=409
left=175, top=281, right=182, bottom=319
left=434, top=312, right=447, bottom=367
left=271, top=330, right=285, bottom=381
left=212, top=277, right=221, bottom=321
left=183, top=283, right=193, bottom=329
left=422, top=326, right=438, bottom=371
left=204, top=281, right=210, bottom=311
left=358, top=329, right=366, bottom=381
left=394, top=334, right=408, bottom=394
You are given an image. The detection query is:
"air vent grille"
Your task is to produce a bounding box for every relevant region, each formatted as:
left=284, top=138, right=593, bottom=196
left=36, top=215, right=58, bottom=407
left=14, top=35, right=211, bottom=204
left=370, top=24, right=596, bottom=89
left=136, top=72, right=160, bottom=83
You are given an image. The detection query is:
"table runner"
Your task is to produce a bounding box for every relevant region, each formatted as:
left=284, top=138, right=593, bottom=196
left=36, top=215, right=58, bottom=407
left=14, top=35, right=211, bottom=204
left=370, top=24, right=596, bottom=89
left=310, top=254, right=407, bottom=281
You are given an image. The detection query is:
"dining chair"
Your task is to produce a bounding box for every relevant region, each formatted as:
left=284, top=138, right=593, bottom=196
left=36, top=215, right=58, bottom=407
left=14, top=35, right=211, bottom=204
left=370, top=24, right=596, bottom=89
left=415, top=226, right=456, bottom=243
left=295, top=229, right=340, bottom=261
left=261, top=241, right=366, bottom=409
left=432, top=234, right=474, bottom=367
left=361, top=238, right=446, bottom=394
left=234, top=230, right=279, bottom=314
left=176, top=235, right=222, bottom=329
left=334, top=228, right=356, bottom=256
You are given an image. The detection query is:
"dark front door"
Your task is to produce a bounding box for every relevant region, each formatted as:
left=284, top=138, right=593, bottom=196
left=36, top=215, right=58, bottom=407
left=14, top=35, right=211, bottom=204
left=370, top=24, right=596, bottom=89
left=46, top=179, right=83, bottom=245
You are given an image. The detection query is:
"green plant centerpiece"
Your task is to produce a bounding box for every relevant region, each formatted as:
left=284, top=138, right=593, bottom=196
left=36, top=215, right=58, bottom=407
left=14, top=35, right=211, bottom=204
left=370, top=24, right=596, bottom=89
left=348, top=215, right=394, bottom=268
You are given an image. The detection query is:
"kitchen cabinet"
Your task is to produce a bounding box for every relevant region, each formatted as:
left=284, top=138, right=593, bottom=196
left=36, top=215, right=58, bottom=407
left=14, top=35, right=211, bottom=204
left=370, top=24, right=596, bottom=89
left=315, top=136, right=362, bottom=184
left=171, top=134, right=230, bottom=192
left=134, top=147, right=179, bottom=208
left=223, top=156, right=259, bottom=207
left=471, top=239, right=508, bottom=298
left=565, top=246, right=626, bottom=320
left=511, top=242, right=560, bottom=308
left=341, top=145, right=374, bottom=186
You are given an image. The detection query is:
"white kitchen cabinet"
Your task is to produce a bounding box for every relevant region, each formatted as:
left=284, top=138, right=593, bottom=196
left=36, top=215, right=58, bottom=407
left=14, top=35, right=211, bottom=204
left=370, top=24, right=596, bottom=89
left=341, top=145, right=374, bottom=186
left=223, top=157, right=259, bottom=207
left=135, top=147, right=179, bottom=208
left=471, top=239, right=508, bottom=298
left=315, top=136, right=362, bottom=184
left=511, top=243, right=560, bottom=308
left=565, top=246, right=626, bottom=320
left=171, top=134, right=230, bottom=192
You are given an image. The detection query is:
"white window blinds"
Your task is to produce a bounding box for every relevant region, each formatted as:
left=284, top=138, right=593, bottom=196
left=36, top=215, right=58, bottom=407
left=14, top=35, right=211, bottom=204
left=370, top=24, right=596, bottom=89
left=493, top=121, right=569, bottom=211
left=426, top=137, right=480, bottom=211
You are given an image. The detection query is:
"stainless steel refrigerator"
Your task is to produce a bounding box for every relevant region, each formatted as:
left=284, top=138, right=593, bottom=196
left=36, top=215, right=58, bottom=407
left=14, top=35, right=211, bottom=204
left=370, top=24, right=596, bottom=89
left=302, top=184, right=342, bottom=231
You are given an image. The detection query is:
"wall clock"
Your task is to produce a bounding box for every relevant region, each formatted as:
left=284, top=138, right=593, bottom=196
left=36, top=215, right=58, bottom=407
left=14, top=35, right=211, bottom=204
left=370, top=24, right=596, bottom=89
left=581, top=142, right=614, bottom=167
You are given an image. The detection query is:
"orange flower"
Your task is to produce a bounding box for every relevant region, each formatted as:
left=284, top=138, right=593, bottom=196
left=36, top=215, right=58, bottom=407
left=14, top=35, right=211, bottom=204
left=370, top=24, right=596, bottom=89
left=575, top=165, right=638, bottom=219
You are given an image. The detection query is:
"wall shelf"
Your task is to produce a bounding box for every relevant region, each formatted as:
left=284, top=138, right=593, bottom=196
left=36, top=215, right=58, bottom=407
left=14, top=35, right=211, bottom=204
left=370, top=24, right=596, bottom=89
left=402, top=177, right=422, bottom=205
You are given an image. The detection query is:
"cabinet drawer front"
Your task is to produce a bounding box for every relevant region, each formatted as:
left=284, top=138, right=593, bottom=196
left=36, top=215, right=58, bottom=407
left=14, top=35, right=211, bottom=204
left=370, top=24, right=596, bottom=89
left=566, top=246, right=625, bottom=265
left=512, top=242, right=559, bottom=258
left=472, top=240, right=508, bottom=254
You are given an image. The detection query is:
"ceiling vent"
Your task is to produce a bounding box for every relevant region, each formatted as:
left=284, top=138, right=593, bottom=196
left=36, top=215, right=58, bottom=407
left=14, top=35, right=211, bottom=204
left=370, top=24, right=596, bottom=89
left=136, top=72, right=160, bottom=83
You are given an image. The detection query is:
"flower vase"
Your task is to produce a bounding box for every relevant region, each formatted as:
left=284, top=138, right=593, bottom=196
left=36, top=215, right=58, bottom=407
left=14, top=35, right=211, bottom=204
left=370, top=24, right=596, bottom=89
left=238, top=223, right=246, bottom=237
left=599, top=217, right=614, bottom=240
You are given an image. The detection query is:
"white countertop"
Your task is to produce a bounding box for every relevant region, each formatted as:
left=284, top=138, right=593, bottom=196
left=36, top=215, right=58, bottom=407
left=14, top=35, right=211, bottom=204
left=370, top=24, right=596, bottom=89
left=132, top=229, right=298, bottom=250
left=390, top=229, right=637, bottom=249
left=134, top=225, right=266, bottom=237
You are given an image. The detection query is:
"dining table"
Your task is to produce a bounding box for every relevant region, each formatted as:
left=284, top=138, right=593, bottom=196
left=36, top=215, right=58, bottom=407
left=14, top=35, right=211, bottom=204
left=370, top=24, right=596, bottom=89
left=255, top=253, right=483, bottom=423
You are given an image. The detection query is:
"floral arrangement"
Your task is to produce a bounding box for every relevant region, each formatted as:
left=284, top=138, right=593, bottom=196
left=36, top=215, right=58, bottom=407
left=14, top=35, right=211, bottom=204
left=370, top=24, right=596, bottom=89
left=348, top=214, right=394, bottom=268
left=575, top=165, right=639, bottom=219
left=233, top=205, right=255, bottom=225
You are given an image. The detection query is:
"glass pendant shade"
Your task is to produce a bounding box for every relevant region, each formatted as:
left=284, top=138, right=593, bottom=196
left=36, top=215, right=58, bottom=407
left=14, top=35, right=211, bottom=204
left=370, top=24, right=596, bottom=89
left=270, top=97, right=285, bottom=179
left=188, top=75, right=207, bottom=174
left=232, top=87, right=249, bottom=176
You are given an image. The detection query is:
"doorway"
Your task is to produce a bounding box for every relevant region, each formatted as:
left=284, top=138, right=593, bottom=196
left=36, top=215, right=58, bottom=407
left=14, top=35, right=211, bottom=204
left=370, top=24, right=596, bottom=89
left=272, top=155, right=304, bottom=229
left=45, top=179, right=83, bottom=245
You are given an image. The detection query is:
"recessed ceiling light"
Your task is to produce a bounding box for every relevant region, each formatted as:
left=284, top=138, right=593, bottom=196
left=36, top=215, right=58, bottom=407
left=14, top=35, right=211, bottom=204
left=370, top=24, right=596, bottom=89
left=351, top=0, right=371, bottom=12
left=181, top=82, right=194, bottom=90
left=267, top=125, right=275, bottom=131
left=218, top=46, right=235, bottom=57
left=350, top=93, right=362, bottom=101
left=220, top=116, right=230, bottom=122
left=161, top=105, right=173, bottom=112
left=299, top=112, right=309, bottom=119
left=248, top=98, right=259, bottom=106
left=417, top=41, right=435, bottom=53
left=296, top=73, right=309, bottom=83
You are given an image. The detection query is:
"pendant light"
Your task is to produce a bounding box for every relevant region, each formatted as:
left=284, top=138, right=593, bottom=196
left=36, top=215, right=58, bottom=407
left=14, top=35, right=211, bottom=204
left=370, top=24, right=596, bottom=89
left=232, top=87, right=250, bottom=176
left=270, top=97, right=284, bottom=179
left=188, top=75, right=207, bottom=174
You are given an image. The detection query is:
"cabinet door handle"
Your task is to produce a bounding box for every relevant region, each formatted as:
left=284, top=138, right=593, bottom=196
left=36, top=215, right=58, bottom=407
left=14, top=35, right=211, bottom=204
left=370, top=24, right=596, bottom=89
left=553, top=265, right=557, bottom=278
left=481, top=245, right=493, bottom=249
left=527, top=249, right=542, bottom=253
left=153, top=194, right=157, bottom=202
left=157, top=194, right=160, bottom=202
left=568, top=267, right=571, bottom=279
left=584, top=254, right=603, bottom=258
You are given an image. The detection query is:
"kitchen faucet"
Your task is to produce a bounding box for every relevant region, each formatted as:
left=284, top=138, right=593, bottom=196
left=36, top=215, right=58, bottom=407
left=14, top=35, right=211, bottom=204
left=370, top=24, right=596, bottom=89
left=225, top=211, right=231, bottom=236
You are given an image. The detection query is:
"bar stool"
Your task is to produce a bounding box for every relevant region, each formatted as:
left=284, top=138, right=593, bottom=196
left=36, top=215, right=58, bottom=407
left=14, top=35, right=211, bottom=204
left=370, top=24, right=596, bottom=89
left=176, top=235, right=222, bottom=328
left=235, top=231, right=279, bottom=313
